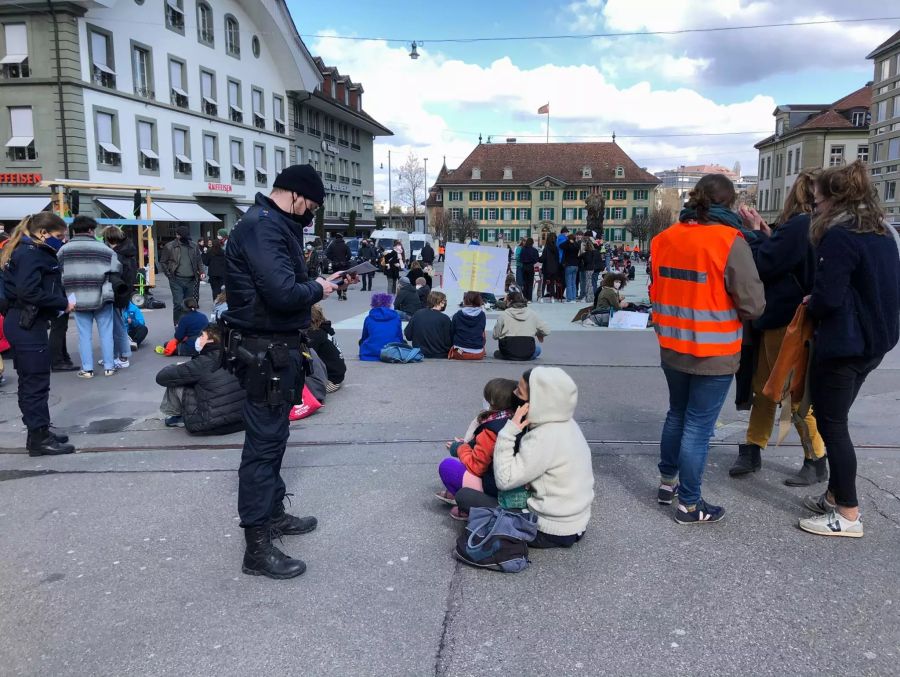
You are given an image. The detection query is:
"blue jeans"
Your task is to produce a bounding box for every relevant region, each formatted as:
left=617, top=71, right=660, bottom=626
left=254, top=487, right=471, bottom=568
left=658, top=367, right=733, bottom=506
left=515, top=265, right=524, bottom=289
left=169, top=275, right=198, bottom=325
left=532, top=343, right=542, bottom=359
left=112, top=308, right=131, bottom=360
left=564, top=266, right=578, bottom=301
left=74, top=305, right=115, bottom=371
left=578, top=269, right=587, bottom=298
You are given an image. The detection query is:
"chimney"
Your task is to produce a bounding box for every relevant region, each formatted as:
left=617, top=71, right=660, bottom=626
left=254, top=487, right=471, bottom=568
left=506, top=137, right=516, bottom=143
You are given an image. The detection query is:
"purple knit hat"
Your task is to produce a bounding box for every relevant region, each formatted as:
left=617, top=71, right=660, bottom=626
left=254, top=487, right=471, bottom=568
left=371, top=293, right=394, bottom=308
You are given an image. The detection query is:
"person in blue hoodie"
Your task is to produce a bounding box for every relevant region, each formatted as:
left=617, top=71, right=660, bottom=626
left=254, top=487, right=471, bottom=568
left=171, top=298, right=208, bottom=356
left=449, top=291, right=487, bottom=360
left=359, top=292, right=404, bottom=361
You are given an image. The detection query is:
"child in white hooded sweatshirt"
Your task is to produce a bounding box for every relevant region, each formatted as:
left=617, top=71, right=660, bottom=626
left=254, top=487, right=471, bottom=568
left=492, top=366, right=595, bottom=547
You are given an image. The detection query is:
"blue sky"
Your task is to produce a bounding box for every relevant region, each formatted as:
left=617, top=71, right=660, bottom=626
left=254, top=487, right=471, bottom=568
left=287, top=0, right=893, bottom=198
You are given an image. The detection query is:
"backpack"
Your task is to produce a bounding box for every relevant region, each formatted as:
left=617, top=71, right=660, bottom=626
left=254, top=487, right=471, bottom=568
left=379, top=341, right=424, bottom=363
left=454, top=507, right=538, bottom=573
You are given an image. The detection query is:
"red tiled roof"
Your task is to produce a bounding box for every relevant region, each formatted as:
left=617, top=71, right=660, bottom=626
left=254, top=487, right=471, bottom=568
left=795, top=109, right=853, bottom=131
left=755, top=84, right=871, bottom=148
left=436, top=142, right=659, bottom=186
left=830, top=85, right=871, bottom=111
left=867, top=28, right=900, bottom=59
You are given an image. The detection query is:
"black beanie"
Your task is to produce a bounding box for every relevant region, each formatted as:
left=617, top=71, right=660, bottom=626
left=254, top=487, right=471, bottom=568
left=273, top=164, right=326, bottom=205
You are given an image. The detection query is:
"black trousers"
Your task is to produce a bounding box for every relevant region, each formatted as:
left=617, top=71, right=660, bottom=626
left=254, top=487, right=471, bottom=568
left=5, top=309, right=52, bottom=431
left=127, top=324, right=149, bottom=346
left=49, top=313, right=71, bottom=364
left=209, top=276, right=224, bottom=301
left=361, top=272, right=375, bottom=291
left=810, top=355, right=882, bottom=508
left=237, top=351, right=304, bottom=527
left=522, top=269, right=535, bottom=302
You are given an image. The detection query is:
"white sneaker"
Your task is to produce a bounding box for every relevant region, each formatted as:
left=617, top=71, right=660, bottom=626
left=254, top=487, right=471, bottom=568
left=798, top=508, right=863, bottom=538
left=114, top=358, right=130, bottom=369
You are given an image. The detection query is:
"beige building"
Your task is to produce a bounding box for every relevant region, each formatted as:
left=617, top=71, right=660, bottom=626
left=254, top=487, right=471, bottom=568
left=429, top=140, right=659, bottom=244
left=867, top=29, right=900, bottom=225
left=754, top=85, right=871, bottom=222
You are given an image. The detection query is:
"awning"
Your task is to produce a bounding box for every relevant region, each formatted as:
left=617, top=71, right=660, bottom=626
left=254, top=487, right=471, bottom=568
left=156, top=201, right=220, bottom=222
left=0, top=196, right=50, bottom=220
left=232, top=162, right=245, bottom=172
left=202, top=96, right=217, bottom=106
left=175, top=154, right=192, bottom=164
left=1, top=54, right=27, bottom=65
left=5, top=136, right=33, bottom=148
left=205, top=158, right=220, bottom=168
left=92, top=61, right=115, bottom=75
left=172, top=86, right=188, bottom=97
left=140, top=148, right=159, bottom=159
left=99, top=141, right=121, bottom=154
left=166, top=0, right=183, bottom=12
left=96, top=198, right=178, bottom=221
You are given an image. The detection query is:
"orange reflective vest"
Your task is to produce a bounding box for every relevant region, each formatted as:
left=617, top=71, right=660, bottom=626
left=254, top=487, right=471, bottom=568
left=650, top=222, right=743, bottom=357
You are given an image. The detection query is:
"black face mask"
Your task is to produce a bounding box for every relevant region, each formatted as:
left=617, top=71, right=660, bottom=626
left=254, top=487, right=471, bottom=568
left=291, top=194, right=315, bottom=227
left=512, top=394, right=528, bottom=409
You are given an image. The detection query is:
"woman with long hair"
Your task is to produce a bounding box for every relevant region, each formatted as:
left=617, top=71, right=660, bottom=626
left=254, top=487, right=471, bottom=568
left=0, top=213, right=76, bottom=455
left=729, top=171, right=827, bottom=486
left=539, top=233, right=562, bottom=302
left=798, top=161, right=900, bottom=538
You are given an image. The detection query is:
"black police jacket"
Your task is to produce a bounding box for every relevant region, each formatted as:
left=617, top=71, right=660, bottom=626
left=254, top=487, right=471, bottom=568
left=3, top=238, right=68, bottom=320
left=223, top=193, right=323, bottom=332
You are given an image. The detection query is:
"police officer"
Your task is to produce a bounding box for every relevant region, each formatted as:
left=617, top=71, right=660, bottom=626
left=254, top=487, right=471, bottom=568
left=0, top=213, right=76, bottom=455
left=223, top=165, right=354, bottom=579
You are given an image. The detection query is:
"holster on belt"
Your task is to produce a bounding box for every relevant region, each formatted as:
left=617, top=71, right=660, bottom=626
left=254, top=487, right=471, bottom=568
left=222, top=326, right=308, bottom=407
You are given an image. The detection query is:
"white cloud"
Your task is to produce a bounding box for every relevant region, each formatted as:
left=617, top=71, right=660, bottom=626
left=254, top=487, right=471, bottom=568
left=310, top=34, right=775, bottom=200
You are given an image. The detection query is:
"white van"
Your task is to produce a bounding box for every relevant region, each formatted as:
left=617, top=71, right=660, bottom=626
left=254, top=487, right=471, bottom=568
left=369, top=229, right=410, bottom=255
left=409, top=233, right=435, bottom=262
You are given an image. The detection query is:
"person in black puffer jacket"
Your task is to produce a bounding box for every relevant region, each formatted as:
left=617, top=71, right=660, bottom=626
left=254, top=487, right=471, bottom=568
left=308, top=304, right=346, bottom=392
left=325, top=233, right=352, bottom=300
left=393, top=277, right=423, bottom=320
left=155, top=323, right=246, bottom=434
left=202, top=233, right=227, bottom=302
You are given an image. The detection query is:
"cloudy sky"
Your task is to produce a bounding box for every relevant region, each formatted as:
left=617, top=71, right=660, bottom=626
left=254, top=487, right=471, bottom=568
left=287, top=0, right=894, bottom=201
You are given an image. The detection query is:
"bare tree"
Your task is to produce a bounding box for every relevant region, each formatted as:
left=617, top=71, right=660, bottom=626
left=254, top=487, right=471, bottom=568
left=430, top=207, right=450, bottom=241
left=648, top=206, right=674, bottom=246
left=394, top=152, right=425, bottom=228
left=448, top=215, right=476, bottom=243
left=626, top=214, right=652, bottom=249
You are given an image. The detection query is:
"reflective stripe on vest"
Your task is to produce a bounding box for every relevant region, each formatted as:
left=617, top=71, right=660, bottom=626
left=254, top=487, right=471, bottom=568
left=650, top=222, right=743, bottom=358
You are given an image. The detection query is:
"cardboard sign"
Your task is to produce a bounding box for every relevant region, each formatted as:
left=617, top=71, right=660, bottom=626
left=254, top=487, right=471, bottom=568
left=442, top=243, right=508, bottom=295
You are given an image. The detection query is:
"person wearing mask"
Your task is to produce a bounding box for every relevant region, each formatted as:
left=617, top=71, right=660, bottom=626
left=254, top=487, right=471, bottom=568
left=729, top=172, right=826, bottom=486
left=798, top=162, right=900, bottom=538
left=202, top=230, right=227, bottom=303
left=420, top=240, right=435, bottom=267
left=383, top=240, right=405, bottom=294
left=103, top=226, right=137, bottom=369
left=223, top=164, right=350, bottom=579
left=449, top=291, right=486, bottom=360
left=155, top=323, right=246, bottom=433
left=492, top=290, right=550, bottom=361
left=358, top=239, right=377, bottom=291
left=325, top=233, right=351, bottom=300
left=539, top=234, right=562, bottom=302
left=519, top=237, right=539, bottom=302
left=160, top=225, right=203, bottom=326
left=651, top=173, right=765, bottom=524
left=57, top=216, right=122, bottom=378
left=393, top=277, right=423, bottom=321
left=0, top=213, right=76, bottom=455
left=560, top=233, right=581, bottom=302
left=404, top=290, right=453, bottom=358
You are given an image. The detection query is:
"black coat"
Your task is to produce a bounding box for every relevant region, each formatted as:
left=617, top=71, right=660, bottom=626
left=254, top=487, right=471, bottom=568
left=420, top=243, right=435, bottom=265
left=383, top=249, right=401, bottom=280
left=202, top=244, right=227, bottom=280
left=115, top=238, right=138, bottom=291
left=326, top=238, right=351, bottom=269
left=223, top=193, right=323, bottom=332
left=519, top=246, right=539, bottom=268
left=540, top=243, right=561, bottom=277
left=394, top=279, right=423, bottom=316
left=404, top=308, right=452, bottom=358
left=155, top=347, right=246, bottom=435
left=560, top=240, right=580, bottom=268
left=752, top=213, right=816, bottom=331
left=583, top=248, right=602, bottom=271
left=406, top=268, right=432, bottom=288
left=3, top=239, right=68, bottom=320
left=359, top=243, right=377, bottom=263
left=308, top=321, right=346, bottom=384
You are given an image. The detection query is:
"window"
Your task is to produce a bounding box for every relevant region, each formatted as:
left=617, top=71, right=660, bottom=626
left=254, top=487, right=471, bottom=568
left=169, top=58, right=187, bottom=107
left=324, top=117, right=335, bottom=142
left=829, top=145, right=844, bottom=167
left=254, top=144, right=267, bottom=185
left=759, top=159, right=764, bottom=178
left=886, top=181, right=897, bottom=201
left=230, top=139, right=244, bottom=183
left=539, top=190, right=554, bottom=201
left=582, top=166, right=592, bottom=178
left=774, top=189, right=781, bottom=209
left=563, top=190, right=577, bottom=200
left=633, top=207, right=649, bottom=218
left=469, top=191, right=483, bottom=201
left=273, top=147, right=284, bottom=174
left=197, top=2, right=214, bottom=45
left=251, top=36, right=260, bottom=58
left=876, top=100, right=888, bottom=123
left=485, top=191, right=498, bottom=201
left=203, top=133, right=219, bottom=179
left=765, top=156, right=771, bottom=179
left=633, top=189, right=649, bottom=200
left=308, top=149, right=320, bottom=171
left=448, top=191, right=462, bottom=201
left=563, top=208, right=576, bottom=221
left=227, top=79, right=242, bottom=122
left=6, top=106, right=35, bottom=160
left=351, top=128, right=360, bottom=149
left=894, top=96, right=900, bottom=120
left=889, top=138, right=900, bottom=161
left=612, top=189, right=626, bottom=200
left=89, top=29, right=115, bottom=88
left=136, top=119, right=158, bottom=172
left=471, top=167, right=481, bottom=180
left=579, top=190, right=589, bottom=200
left=273, top=95, right=285, bottom=134
left=448, top=208, right=463, bottom=220
left=172, top=126, right=191, bottom=176
left=468, top=207, right=483, bottom=220
left=501, top=166, right=513, bottom=180
left=251, top=88, right=264, bottom=129
left=291, top=101, right=304, bottom=131
left=517, top=190, right=530, bottom=201
left=615, top=165, right=624, bottom=178
left=200, top=70, right=217, bottom=116
left=602, top=190, right=610, bottom=199
left=851, top=111, right=866, bottom=127
left=131, top=43, right=153, bottom=98
left=293, top=145, right=302, bottom=164
left=225, top=15, right=240, bottom=57
left=501, top=208, right=514, bottom=221
left=307, top=109, right=319, bottom=136
left=881, top=59, right=891, bottom=82
left=857, top=145, right=868, bottom=163
left=501, top=191, right=514, bottom=201
left=539, top=207, right=553, bottom=221
left=2, top=23, right=30, bottom=78
left=517, top=208, right=531, bottom=220
left=611, top=207, right=625, bottom=219
left=786, top=150, right=793, bottom=175
left=95, top=110, right=120, bottom=167
left=165, top=0, right=184, bottom=33
left=486, top=208, right=498, bottom=221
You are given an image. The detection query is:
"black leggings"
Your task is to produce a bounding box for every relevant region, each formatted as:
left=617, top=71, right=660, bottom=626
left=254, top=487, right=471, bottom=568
left=809, top=355, right=882, bottom=508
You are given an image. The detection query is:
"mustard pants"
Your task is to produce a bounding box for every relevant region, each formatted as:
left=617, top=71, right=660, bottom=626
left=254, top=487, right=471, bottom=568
left=746, top=326, right=825, bottom=459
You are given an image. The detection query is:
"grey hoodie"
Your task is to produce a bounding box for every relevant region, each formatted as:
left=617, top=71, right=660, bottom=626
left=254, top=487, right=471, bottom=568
left=492, top=305, right=551, bottom=340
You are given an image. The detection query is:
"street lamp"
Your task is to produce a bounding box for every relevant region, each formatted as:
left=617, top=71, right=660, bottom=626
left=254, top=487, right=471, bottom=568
left=409, top=41, right=420, bottom=60
left=423, top=157, right=427, bottom=234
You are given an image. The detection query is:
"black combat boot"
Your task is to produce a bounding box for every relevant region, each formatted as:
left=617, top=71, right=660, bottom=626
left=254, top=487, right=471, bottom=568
left=729, top=443, right=762, bottom=477
left=784, top=457, right=828, bottom=486
left=270, top=500, right=318, bottom=536
left=27, top=427, right=75, bottom=457
left=242, top=526, right=306, bottom=579
left=49, top=426, right=69, bottom=443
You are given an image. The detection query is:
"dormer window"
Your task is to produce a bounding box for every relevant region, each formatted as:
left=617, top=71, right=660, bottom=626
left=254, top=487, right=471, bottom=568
left=851, top=111, right=866, bottom=127
left=357, top=92, right=362, bottom=111
left=615, top=165, right=624, bottom=178
left=582, top=165, right=592, bottom=178
left=776, top=119, right=784, bottom=135
left=503, top=166, right=512, bottom=180
left=471, top=167, right=481, bottom=180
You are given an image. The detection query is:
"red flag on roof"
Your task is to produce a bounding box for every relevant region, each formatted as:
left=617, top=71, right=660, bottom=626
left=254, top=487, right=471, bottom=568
left=537, top=103, right=549, bottom=115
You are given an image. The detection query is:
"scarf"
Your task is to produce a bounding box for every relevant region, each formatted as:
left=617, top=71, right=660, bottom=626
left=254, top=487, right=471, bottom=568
left=680, top=203, right=758, bottom=242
